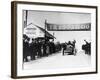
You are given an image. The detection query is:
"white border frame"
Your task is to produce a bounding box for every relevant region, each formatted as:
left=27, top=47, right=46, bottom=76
left=16, top=3, right=97, bottom=77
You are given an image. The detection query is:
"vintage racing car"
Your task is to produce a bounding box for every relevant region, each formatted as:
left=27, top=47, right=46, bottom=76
left=62, top=41, right=77, bottom=56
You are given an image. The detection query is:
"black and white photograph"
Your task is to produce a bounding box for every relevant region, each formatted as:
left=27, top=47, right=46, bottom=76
left=11, top=1, right=97, bottom=78
left=23, top=10, right=92, bottom=70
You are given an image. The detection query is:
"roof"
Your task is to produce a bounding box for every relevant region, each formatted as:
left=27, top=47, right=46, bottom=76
left=27, top=23, right=56, bottom=39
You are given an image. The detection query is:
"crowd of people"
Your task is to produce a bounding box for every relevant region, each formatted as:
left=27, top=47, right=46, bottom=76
left=82, top=40, right=91, bottom=55
left=23, top=34, right=61, bottom=62
left=23, top=34, right=91, bottom=62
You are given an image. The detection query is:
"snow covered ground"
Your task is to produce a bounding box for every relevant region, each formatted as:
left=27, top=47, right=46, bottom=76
left=23, top=51, right=91, bottom=70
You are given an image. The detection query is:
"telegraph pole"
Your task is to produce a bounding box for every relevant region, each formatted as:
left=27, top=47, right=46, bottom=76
left=25, top=10, right=28, bottom=27
left=45, top=19, right=47, bottom=42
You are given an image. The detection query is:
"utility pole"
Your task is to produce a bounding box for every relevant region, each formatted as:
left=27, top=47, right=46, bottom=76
left=24, top=10, right=28, bottom=28
left=45, top=19, right=47, bottom=42
left=25, top=10, right=28, bottom=27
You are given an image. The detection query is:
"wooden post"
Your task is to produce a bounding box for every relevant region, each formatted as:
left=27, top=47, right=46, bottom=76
left=25, top=10, right=28, bottom=27
left=44, top=19, right=47, bottom=55
left=45, top=19, right=47, bottom=42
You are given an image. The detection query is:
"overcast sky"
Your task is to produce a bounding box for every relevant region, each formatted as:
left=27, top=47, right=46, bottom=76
left=24, top=10, right=91, bottom=28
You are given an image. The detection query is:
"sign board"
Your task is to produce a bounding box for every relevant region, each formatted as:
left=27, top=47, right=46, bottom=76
left=24, top=23, right=44, bottom=38
left=46, top=23, right=91, bottom=31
